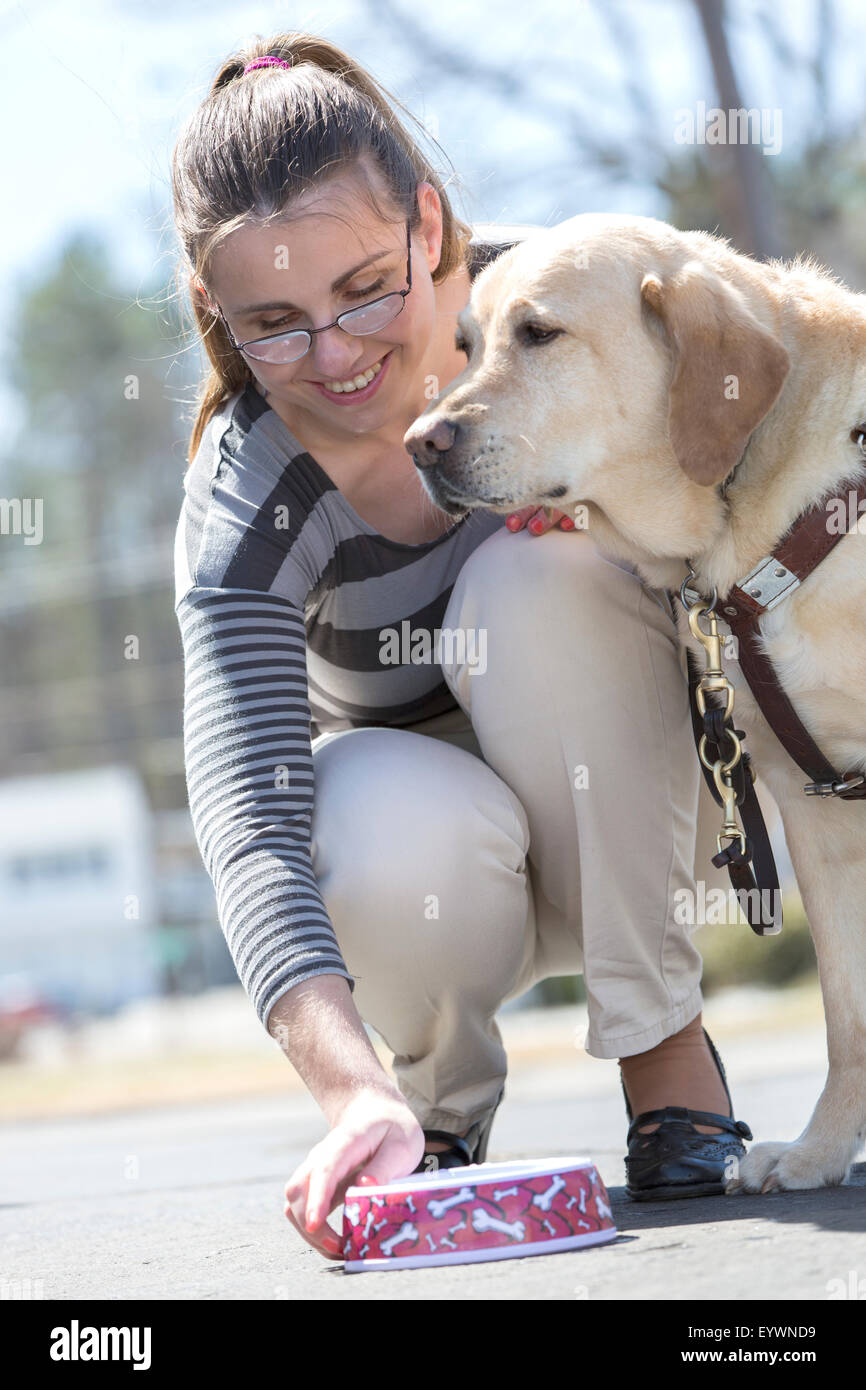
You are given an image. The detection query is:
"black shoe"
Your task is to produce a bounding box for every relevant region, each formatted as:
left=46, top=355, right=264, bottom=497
left=411, top=1084, right=505, bottom=1174
left=622, top=1029, right=753, bottom=1201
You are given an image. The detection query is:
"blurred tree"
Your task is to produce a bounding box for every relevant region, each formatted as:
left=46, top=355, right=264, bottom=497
left=361, top=0, right=866, bottom=288
left=7, top=231, right=186, bottom=537
left=0, top=233, right=194, bottom=806
left=691, top=0, right=780, bottom=256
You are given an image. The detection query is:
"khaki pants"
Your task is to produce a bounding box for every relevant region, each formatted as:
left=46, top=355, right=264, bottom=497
left=310, top=525, right=734, bottom=1135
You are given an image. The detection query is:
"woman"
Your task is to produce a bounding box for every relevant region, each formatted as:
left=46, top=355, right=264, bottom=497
left=170, top=32, right=752, bottom=1262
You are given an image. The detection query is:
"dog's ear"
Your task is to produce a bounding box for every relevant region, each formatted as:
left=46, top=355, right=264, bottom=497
left=640, top=264, right=790, bottom=487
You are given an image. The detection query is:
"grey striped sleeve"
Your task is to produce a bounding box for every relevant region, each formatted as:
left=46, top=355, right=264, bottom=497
left=176, top=582, right=355, bottom=1031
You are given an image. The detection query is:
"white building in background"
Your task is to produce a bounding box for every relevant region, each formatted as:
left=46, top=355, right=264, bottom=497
left=0, top=765, right=159, bottom=1014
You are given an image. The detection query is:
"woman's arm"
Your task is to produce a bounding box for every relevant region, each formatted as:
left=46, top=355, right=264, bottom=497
left=175, top=583, right=424, bottom=1254
left=269, top=973, right=425, bottom=1257
left=267, top=974, right=400, bottom=1121
left=176, top=583, right=355, bottom=1026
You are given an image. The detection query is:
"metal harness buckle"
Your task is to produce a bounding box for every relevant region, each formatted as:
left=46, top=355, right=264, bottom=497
left=735, top=555, right=801, bottom=611
left=804, top=774, right=865, bottom=797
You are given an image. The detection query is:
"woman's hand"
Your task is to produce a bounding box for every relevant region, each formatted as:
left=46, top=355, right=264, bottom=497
left=505, top=505, right=575, bottom=536
left=284, top=1085, right=425, bottom=1260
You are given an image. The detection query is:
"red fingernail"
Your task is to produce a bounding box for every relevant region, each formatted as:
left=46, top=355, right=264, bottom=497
left=506, top=514, right=521, bottom=531
left=560, top=517, right=575, bottom=530
left=528, top=519, right=544, bottom=534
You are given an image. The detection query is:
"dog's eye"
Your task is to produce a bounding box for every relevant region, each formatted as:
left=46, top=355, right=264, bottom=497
left=522, top=322, right=562, bottom=345
left=455, top=333, right=470, bottom=356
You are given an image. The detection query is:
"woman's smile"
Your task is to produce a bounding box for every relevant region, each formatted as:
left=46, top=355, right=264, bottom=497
left=307, top=348, right=394, bottom=404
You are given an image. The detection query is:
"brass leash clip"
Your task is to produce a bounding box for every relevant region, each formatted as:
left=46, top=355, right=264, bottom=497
left=680, top=568, right=747, bottom=858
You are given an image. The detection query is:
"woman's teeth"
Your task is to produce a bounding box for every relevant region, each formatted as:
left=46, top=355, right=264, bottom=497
left=323, top=359, right=383, bottom=392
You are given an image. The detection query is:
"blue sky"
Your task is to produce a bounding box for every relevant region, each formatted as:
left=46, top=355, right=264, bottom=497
left=2, top=0, right=865, bottom=407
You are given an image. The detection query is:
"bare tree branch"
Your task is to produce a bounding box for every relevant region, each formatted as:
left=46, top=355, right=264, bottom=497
left=691, top=0, right=781, bottom=256
left=360, top=0, right=663, bottom=182
left=588, top=0, right=660, bottom=134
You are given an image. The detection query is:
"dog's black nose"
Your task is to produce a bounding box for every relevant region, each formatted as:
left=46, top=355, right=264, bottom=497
left=404, top=416, right=460, bottom=468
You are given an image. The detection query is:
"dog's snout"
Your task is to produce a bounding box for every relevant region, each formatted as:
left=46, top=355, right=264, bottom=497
left=404, top=416, right=461, bottom=468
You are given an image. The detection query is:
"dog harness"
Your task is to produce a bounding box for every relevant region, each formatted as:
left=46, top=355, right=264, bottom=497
left=675, top=425, right=866, bottom=935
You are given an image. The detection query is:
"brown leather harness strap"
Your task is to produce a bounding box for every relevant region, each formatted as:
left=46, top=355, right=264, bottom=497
left=711, top=454, right=866, bottom=800
left=674, top=433, right=866, bottom=936
left=684, top=648, right=783, bottom=934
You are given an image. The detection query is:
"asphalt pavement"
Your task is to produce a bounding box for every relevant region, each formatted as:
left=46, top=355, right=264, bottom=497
left=3, top=1011, right=865, bottom=1301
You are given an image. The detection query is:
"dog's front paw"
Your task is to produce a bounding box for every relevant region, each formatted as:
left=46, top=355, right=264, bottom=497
left=725, top=1141, right=788, bottom=1193
left=726, top=1140, right=850, bottom=1194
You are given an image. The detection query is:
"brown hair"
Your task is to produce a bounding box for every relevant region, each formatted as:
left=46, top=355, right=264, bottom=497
left=171, top=32, right=474, bottom=462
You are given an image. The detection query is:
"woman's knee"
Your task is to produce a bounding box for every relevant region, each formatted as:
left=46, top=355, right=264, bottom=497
left=442, top=525, right=669, bottom=664
left=310, top=726, right=533, bottom=989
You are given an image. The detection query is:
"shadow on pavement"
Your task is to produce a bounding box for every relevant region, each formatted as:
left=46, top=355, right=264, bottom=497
left=610, top=1162, right=866, bottom=1235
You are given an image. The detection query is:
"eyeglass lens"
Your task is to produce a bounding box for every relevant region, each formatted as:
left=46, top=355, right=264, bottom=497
left=243, top=293, right=406, bottom=364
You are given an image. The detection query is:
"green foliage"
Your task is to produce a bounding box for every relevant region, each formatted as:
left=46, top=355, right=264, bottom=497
left=0, top=232, right=195, bottom=808
left=695, top=894, right=817, bottom=993
left=663, top=129, right=866, bottom=293
left=4, top=231, right=190, bottom=535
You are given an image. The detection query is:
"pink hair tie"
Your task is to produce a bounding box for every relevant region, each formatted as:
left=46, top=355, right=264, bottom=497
left=243, top=55, right=292, bottom=74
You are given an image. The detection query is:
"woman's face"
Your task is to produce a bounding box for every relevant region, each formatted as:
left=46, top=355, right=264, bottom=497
left=204, top=175, right=443, bottom=440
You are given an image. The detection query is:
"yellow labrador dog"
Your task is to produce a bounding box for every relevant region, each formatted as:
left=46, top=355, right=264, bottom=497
left=404, top=213, right=866, bottom=1194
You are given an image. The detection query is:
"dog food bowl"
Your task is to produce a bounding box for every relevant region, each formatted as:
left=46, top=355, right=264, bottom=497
left=341, top=1156, right=617, bottom=1271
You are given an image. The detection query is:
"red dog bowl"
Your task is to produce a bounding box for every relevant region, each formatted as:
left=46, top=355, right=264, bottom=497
left=341, top=1156, right=616, bottom=1272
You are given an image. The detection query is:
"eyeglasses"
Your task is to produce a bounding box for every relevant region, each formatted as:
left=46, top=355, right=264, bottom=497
left=213, top=218, right=413, bottom=364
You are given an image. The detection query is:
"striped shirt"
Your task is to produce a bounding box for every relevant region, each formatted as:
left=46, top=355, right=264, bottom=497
left=173, top=224, right=534, bottom=1032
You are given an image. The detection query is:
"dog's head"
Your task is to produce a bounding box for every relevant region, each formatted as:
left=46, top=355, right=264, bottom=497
left=404, top=214, right=790, bottom=559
